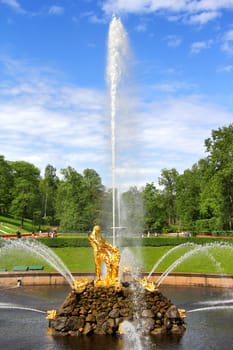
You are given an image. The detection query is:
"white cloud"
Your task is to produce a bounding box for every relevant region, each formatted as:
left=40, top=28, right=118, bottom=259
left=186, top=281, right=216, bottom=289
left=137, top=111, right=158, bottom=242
left=188, top=10, right=221, bottom=25
left=103, top=0, right=233, bottom=13
left=88, top=14, right=107, bottom=24
left=103, top=0, right=188, bottom=14
left=48, top=5, right=64, bottom=16
left=187, top=0, right=233, bottom=12
left=102, top=0, right=233, bottom=25
left=217, top=65, right=233, bottom=72
left=1, top=0, right=25, bottom=14
left=221, top=29, right=233, bottom=55
left=151, top=81, right=196, bottom=93
left=165, top=35, right=182, bottom=48
left=135, top=23, right=147, bottom=32
left=190, top=39, right=213, bottom=54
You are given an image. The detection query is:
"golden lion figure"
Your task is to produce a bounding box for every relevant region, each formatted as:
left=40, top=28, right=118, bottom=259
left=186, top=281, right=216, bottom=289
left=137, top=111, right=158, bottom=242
left=89, top=225, right=120, bottom=286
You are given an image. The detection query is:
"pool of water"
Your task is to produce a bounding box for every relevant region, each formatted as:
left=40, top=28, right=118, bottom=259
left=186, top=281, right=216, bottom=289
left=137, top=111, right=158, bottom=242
left=0, top=284, right=232, bottom=349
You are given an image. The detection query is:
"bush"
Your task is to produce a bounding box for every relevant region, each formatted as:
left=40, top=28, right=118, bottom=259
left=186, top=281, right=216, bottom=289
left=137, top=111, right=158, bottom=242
left=141, top=237, right=222, bottom=246
left=37, top=235, right=233, bottom=248
left=195, top=217, right=222, bottom=233
left=212, top=231, right=233, bottom=237
left=38, top=237, right=90, bottom=248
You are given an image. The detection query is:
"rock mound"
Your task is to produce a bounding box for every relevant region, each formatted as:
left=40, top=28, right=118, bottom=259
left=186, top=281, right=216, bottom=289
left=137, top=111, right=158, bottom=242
left=49, top=281, right=186, bottom=337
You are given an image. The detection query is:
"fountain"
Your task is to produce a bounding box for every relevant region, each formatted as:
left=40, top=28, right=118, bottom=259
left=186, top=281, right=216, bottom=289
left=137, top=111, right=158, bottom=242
left=47, top=225, right=186, bottom=337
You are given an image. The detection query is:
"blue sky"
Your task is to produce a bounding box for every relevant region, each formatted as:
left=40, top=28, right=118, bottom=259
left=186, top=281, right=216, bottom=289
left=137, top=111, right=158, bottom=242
left=1, top=0, right=233, bottom=189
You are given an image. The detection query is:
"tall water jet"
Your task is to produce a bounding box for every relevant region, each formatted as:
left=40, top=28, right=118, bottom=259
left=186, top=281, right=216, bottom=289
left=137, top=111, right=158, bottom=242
left=106, top=16, right=130, bottom=245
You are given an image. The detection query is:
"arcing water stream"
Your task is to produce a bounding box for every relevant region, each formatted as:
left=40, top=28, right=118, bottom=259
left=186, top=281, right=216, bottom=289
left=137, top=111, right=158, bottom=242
left=0, top=238, right=75, bottom=288
left=153, top=242, right=232, bottom=287
left=147, top=242, right=199, bottom=279
left=0, top=302, right=46, bottom=314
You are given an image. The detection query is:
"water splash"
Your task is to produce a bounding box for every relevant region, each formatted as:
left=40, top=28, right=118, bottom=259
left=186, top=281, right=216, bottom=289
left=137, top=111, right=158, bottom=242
left=0, top=239, right=75, bottom=288
left=107, top=16, right=130, bottom=245
left=119, top=247, right=141, bottom=281
left=121, top=320, right=143, bottom=350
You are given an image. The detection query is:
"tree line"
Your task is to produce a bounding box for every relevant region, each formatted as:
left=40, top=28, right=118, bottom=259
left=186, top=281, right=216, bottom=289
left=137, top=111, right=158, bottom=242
left=1, top=123, right=233, bottom=234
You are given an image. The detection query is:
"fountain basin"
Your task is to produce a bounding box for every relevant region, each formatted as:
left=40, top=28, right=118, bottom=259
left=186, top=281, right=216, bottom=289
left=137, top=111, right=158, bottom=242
left=0, top=271, right=233, bottom=288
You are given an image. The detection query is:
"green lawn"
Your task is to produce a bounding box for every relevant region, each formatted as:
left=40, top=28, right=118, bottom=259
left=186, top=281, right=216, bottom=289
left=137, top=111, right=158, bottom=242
left=1, top=245, right=233, bottom=274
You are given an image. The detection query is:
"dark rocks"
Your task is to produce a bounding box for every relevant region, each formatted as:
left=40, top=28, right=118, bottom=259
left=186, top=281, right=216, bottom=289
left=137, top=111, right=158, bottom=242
left=49, top=281, right=186, bottom=337
left=109, top=309, right=120, bottom=318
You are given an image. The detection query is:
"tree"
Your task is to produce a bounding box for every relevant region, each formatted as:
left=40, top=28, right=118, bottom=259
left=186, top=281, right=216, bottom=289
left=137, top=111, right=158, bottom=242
left=204, top=124, right=233, bottom=229
left=0, top=155, right=13, bottom=213
left=40, top=164, right=59, bottom=225
left=143, top=182, right=165, bottom=232
left=10, top=161, right=41, bottom=227
left=175, top=165, right=201, bottom=231
left=55, top=166, right=85, bottom=231
left=159, top=168, right=179, bottom=227
left=82, top=168, right=105, bottom=229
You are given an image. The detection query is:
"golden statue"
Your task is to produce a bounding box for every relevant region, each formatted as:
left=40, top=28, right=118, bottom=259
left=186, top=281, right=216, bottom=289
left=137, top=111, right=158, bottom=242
left=139, top=277, right=158, bottom=292
left=89, top=225, right=120, bottom=286
left=46, top=309, right=57, bottom=320
left=73, top=278, right=89, bottom=293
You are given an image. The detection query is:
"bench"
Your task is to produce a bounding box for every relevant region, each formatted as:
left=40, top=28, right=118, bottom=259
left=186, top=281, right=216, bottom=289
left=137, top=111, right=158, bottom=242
left=13, top=266, right=29, bottom=271
left=28, top=265, right=44, bottom=271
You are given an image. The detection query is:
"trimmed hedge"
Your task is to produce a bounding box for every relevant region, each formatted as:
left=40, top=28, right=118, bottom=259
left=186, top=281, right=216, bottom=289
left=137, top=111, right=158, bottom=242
left=141, top=236, right=233, bottom=246
left=37, top=236, right=233, bottom=248
left=212, top=231, right=233, bottom=236
left=38, top=237, right=90, bottom=248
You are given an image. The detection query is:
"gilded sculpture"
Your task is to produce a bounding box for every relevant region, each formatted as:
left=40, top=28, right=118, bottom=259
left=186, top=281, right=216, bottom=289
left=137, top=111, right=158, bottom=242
left=88, top=225, right=120, bottom=286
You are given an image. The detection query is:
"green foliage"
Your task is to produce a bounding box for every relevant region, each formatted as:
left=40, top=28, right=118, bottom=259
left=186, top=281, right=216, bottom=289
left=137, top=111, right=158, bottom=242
left=0, top=155, right=13, bottom=213
left=40, top=164, right=60, bottom=225
left=195, top=217, right=221, bottom=233
left=55, top=166, right=106, bottom=231
left=143, top=183, right=165, bottom=232
left=175, top=166, right=201, bottom=229
left=9, top=161, right=41, bottom=228
left=158, top=168, right=178, bottom=226
left=204, top=124, right=233, bottom=230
